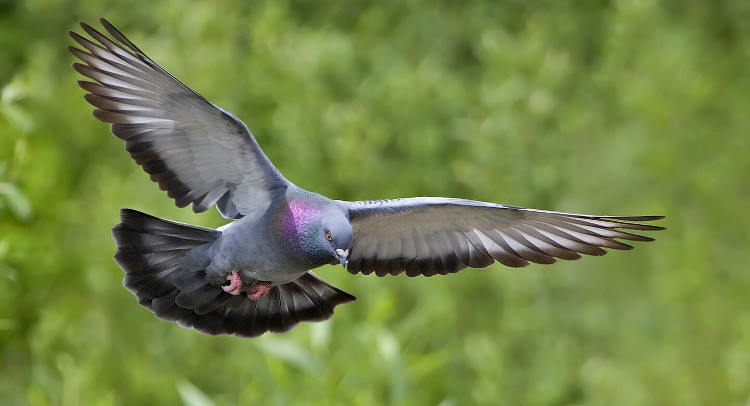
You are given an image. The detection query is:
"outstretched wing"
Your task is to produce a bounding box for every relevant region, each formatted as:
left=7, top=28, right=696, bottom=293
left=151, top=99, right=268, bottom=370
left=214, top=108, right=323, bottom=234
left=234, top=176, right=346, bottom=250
left=69, top=19, right=289, bottom=219
left=341, top=198, right=664, bottom=277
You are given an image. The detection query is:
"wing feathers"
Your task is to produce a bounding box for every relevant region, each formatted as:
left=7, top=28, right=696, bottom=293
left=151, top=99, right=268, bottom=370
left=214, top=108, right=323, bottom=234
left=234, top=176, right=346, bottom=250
left=69, top=19, right=288, bottom=219
left=343, top=198, right=663, bottom=276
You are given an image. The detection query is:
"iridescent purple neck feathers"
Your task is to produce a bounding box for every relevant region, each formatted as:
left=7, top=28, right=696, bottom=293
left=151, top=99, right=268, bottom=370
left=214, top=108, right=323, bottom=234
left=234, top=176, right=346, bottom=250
left=273, top=193, right=353, bottom=267
left=274, top=196, right=329, bottom=265
left=276, top=198, right=324, bottom=239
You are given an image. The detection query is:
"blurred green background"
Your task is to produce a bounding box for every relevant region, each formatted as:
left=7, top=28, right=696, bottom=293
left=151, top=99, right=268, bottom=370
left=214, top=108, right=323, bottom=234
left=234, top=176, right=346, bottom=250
left=1, top=0, right=749, bottom=404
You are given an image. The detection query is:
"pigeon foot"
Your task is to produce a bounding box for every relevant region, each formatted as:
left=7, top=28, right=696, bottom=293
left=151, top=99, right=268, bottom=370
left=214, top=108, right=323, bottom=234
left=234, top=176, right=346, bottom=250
left=222, top=271, right=243, bottom=295
left=249, top=281, right=272, bottom=300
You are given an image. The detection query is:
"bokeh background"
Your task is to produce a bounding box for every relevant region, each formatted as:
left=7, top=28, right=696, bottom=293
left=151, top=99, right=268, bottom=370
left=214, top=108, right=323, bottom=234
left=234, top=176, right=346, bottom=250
left=1, top=0, right=749, bottom=404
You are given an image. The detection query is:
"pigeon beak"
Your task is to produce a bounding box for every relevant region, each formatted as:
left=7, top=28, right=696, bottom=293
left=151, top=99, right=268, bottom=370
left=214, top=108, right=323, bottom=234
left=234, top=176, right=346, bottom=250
left=335, top=248, right=349, bottom=267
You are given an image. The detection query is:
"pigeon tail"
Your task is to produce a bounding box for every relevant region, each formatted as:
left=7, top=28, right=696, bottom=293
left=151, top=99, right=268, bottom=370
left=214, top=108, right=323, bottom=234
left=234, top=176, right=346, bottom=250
left=112, top=209, right=356, bottom=337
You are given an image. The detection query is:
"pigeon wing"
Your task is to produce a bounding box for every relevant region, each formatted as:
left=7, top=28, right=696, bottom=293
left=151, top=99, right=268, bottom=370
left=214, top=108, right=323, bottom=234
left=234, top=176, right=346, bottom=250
left=68, top=19, right=289, bottom=219
left=341, top=198, right=664, bottom=277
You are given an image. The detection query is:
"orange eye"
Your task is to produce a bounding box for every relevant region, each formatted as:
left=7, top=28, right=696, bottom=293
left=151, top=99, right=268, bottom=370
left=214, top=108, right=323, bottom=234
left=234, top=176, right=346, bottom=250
left=326, top=232, right=332, bottom=241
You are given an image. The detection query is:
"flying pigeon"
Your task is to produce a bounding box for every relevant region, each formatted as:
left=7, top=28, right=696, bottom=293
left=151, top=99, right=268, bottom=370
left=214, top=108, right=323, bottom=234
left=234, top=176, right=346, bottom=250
left=68, top=19, right=664, bottom=338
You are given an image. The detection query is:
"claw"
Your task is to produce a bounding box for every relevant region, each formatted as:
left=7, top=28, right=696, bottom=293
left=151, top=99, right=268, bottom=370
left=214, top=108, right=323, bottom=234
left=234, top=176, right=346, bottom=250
left=248, top=281, right=272, bottom=300
left=222, top=271, right=243, bottom=296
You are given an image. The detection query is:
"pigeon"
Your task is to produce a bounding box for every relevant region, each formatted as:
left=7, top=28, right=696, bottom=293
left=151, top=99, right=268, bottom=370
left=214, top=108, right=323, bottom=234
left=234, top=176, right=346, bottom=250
left=68, top=19, right=664, bottom=338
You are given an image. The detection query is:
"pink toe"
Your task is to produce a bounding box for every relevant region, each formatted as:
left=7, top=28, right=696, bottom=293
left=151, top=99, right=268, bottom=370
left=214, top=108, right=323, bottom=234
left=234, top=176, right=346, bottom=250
left=249, top=281, right=272, bottom=300
left=222, top=272, right=243, bottom=296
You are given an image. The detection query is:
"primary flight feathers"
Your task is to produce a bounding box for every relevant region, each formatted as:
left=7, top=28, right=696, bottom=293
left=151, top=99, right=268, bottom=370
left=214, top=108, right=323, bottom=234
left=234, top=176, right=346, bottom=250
left=68, top=19, right=287, bottom=219
left=70, top=19, right=663, bottom=337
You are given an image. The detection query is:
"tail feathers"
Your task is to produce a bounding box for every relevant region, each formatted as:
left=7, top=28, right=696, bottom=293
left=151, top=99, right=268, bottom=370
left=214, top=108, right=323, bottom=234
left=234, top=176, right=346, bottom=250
left=112, top=208, right=355, bottom=338
left=176, top=272, right=356, bottom=337
left=112, top=208, right=218, bottom=303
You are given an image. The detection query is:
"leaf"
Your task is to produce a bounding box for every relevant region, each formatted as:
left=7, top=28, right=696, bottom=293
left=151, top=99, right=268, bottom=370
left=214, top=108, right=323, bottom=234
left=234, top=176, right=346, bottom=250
left=253, top=336, right=322, bottom=375
left=176, top=380, right=216, bottom=406
left=0, top=104, right=33, bottom=134
left=0, top=182, right=32, bottom=221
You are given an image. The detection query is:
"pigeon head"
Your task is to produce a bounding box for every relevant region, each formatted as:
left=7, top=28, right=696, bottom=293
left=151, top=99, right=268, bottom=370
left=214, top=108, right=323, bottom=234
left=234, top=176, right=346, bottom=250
left=320, top=206, right=353, bottom=266
left=274, top=194, right=352, bottom=267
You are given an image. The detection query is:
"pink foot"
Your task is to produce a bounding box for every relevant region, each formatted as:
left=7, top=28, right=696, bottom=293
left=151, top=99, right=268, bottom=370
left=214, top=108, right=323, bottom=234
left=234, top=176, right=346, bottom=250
left=248, top=281, right=272, bottom=300
left=222, top=272, right=243, bottom=296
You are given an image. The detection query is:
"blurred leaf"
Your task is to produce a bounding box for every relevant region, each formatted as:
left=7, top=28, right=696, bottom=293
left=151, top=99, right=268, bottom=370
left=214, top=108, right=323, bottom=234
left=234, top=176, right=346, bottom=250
left=0, top=182, right=32, bottom=221
left=177, top=380, right=216, bottom=406
left=253, top=336, right=322, bottom=375
left=375, top=328, right=406, bottom=404
left=0, top=103, right=33, bottom=133
left=1, top=78, right=33, bottom=133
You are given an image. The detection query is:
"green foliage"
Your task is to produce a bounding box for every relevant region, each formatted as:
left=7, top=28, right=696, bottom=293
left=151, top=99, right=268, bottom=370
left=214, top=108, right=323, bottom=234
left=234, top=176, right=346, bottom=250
left=2, top=0, right=749, bottom=404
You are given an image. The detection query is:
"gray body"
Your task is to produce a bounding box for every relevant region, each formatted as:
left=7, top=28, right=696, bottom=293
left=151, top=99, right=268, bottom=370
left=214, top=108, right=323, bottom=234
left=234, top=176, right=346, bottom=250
left=203, top=188, right=349, bottom=286
left=206, top=207, right=290, bottom=284
left=71, top=19, right=664, bottom=337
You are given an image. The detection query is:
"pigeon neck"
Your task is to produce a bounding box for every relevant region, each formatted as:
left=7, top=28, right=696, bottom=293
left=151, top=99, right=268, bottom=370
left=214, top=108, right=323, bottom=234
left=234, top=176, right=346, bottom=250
left=273, top=193, right=331, bottom=267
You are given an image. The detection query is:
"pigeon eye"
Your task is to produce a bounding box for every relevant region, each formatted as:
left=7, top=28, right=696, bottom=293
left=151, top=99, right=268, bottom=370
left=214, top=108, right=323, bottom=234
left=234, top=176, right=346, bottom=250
left=326, top=232, right=332, bottom=241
